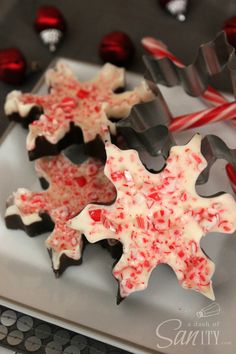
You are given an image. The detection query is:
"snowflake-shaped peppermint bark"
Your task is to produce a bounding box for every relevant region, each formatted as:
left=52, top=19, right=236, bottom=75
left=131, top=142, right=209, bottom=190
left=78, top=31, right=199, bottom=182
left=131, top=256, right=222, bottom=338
left=5, top=154, right=116, bottom=275
left=69, top=135, right=236, bottom=301
left=4, top=61, right=154, bottom=158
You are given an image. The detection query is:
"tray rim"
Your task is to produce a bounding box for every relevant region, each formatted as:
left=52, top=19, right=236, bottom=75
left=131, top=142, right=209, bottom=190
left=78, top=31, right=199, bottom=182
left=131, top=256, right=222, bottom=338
left=0, top=295, right=156, bottom=354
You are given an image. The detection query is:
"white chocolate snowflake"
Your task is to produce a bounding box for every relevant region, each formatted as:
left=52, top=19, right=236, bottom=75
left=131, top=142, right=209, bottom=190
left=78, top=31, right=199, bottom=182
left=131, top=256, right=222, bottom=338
left=69, top=135, right=236, bottom=300
left=5, top=154, right=116, bottom=273
left=4, top=62, right=154, bottom=151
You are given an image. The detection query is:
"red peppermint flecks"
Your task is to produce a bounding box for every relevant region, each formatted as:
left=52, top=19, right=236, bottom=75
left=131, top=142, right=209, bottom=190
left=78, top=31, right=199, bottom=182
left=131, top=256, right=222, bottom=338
left=69, top=135, right=236, bottom=300
left=6, top=154, right=116, bottom=272
left=5, top=61, right=153, bottom=152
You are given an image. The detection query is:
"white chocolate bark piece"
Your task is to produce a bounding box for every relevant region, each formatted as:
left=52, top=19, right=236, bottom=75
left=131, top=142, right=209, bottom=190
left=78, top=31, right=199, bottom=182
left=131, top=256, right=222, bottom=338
left=69, top=135, right=236, bottom=300
left=4, top=62, right=155, bottom=151
left=4, top=91, right=36, bottom=117
left=5, top=154, right=116, bottom=272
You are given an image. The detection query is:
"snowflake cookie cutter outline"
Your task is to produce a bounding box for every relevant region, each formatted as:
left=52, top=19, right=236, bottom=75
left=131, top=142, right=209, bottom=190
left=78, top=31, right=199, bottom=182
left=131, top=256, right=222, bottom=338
left=117, top=31, right=236, bottom=188
left=142, top=31, right=236, bottom=97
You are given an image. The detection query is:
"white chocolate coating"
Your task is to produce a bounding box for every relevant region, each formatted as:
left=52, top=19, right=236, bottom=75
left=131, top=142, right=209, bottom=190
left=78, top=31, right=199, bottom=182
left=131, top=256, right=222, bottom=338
left=69, top=135, right=236, bottom=300
left=4, top=91, right=36, bottom=117
left=4, top=62, right=155, bottom=151
left=5, top=155, right=116, bottom=271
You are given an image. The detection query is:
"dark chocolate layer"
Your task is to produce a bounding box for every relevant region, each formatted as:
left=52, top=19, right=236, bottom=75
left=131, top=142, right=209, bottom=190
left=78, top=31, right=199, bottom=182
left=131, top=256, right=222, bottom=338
left=48, top=249, right=83, bottom=278
left=5, top=212, right=54, bottom=237
left=39, top=177, right=49, bottom=190
left=7, top=105, right=121, bottom=162
left=7, top=106, right=43, bottom=129
left=28, top=122, right=113, bottom=161
left=48, top=236, right=89, bottom=277
left=5, top=210, right=87, bottom=276
left=116, top=288, right=125, bottom=305
left=100, top=239, right=123, bottom=260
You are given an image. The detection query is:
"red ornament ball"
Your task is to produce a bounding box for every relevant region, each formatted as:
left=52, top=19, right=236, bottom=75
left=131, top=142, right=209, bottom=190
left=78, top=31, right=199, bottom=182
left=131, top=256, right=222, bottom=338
left=99, top=31, right=135, bottom=67
left=34, top=6, right=66, bottom=32
left=0, top=48, right=26, bottom=85
left=34, top=6, right=66, bottom=52
left=223, top=17, right=236, bottom=48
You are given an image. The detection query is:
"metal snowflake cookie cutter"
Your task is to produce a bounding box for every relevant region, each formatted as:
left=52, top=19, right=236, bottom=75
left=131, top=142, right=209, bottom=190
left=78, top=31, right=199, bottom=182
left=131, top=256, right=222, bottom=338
left=118, top=80, right=173, bottom=130
left=117, top=123, right=175, bottom=160
left=116, top=79, right=174, bottom=159
left=197, top=134, right=236, bottom=185
left=118, top=119, right=236, bottom=187
left=118, top=32, right=236, bottom=187
left=143, top=31, right=236, bottom=97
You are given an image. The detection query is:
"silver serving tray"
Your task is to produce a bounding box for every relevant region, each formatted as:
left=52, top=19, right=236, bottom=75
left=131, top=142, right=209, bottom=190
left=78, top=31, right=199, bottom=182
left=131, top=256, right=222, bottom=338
left=0, top=58, right=236, bottom=354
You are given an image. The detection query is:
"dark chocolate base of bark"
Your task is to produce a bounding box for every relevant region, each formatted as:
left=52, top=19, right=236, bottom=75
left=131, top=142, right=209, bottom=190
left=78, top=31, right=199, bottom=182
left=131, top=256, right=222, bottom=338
left=39, top=177, right=49, bottom=190
left=111, top=257, right=126, bottom=305
left=79, top=233, right=124, bottom=304
left=7, top=106, right=43, bottom=129
left=50, top=237, right=121, bottom=278
left=49, top=237, right=94, bottom=277
left=5, top=212, right=54, bottom=237
left=117, top=288, right=125, bottom=305
left=100, top=239, right=123, bottom=260
left=28, top=122, right=114, bottom=161
left=8, top=106, right=121, bottom=161
left=100, top=240, right=124, bottom=305
left=6, top=211, right=125, bottom=303
left=111, top=258, right=126, bottom=305
left=48, top=249, right=83, bottom=278
left=5, top=210, right=87, bottom=276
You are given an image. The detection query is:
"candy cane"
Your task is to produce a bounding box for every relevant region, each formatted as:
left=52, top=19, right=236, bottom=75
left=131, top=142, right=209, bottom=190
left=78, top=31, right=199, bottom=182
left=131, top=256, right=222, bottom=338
left=141, top=37, right=229, bottom=107
left=169, top=101, right=236, bottom=132
left=142, top=36, right=236, bottom=194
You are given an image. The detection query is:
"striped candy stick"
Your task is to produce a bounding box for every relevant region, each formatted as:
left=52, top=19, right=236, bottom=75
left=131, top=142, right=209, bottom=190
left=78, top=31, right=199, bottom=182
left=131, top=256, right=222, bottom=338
left=142, top=36, right=236, bottom=193
left=170, top=101, right=236, bottom=132
left=141, top=36, right=229, bottom=107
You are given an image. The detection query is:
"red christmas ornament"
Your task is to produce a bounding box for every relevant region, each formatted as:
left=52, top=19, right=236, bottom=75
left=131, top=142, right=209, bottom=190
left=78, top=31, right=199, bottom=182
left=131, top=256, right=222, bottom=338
left=159, top=0, right=189, bottom=22
left=0, top=48, right=26, bottom=85
left=34, top=6, right=66, bottom=52
left=99, top=31, right=135, bottom=67
left=223, top=17, right=236, bottom=49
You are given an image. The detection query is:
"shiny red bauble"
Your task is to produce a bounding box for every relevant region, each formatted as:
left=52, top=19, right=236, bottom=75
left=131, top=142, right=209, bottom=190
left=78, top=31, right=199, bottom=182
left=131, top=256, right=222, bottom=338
left=34, top=6, right=66, bottom=32
left=0, top=48, right=26, bottom=85
left=223, top=17, right=236, bottom=49
left=34, top=6, right=66, bottom=52
left=99, top=31, right=135, bottom=67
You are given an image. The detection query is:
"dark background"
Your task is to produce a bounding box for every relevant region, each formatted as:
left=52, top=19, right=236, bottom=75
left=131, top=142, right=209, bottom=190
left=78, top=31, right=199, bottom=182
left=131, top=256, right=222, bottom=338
left=1, top=0, right=236, bottom=134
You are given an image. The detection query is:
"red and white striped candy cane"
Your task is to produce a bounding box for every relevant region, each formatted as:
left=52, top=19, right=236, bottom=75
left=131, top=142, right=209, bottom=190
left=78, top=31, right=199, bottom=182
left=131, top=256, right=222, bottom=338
left=169, top=101, right=236, bottom=132
left=141, top=36, right=229, bottom=107
left=142, top=36, right=236, bottom=193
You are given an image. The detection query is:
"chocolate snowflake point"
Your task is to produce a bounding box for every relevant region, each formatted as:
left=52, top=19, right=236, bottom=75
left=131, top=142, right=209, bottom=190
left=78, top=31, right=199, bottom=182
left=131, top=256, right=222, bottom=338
left=5, top=154, right=116, bottom=274
left=69, top=135, right=236, bottom=301
left=5, top=61, right=154, bottom=158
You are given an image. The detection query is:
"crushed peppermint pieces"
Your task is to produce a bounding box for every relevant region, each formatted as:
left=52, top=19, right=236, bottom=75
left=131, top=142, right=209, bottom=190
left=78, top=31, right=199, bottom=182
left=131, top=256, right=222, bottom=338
left=69, top=135, right=236, bottom=300
left=5, top=154, right=116, bottom=272
left=5, top=61, right=154, bottom=151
